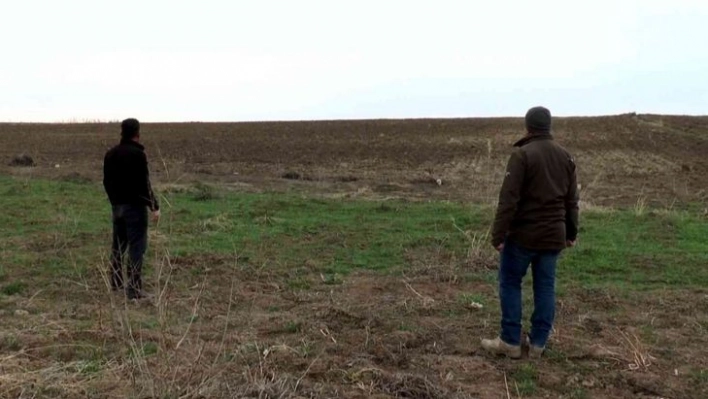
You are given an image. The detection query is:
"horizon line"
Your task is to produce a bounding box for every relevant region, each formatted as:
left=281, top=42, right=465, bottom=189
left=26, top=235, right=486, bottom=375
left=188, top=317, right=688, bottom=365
left=1, top=112, right=706, bottom=124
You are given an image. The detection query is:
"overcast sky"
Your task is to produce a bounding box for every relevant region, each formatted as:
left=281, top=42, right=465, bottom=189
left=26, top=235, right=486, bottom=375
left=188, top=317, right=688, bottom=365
left=1, top=0, right=707, bottom=122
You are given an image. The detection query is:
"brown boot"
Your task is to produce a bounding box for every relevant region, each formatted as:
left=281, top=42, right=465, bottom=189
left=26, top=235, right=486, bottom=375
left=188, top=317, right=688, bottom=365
left=481, top=337, right=522, bottom=359
left=525, top=336, right=545, bottom=359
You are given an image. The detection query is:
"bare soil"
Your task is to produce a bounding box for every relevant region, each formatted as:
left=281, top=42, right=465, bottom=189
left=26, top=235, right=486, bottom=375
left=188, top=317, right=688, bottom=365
left=1, top=113, right=707, bottom=207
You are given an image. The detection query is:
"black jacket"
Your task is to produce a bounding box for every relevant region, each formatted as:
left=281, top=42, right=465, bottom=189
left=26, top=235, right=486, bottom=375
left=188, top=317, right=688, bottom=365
left=103, top=139, right=159, bottom=211
left=491, top=134, right=579, bottom=250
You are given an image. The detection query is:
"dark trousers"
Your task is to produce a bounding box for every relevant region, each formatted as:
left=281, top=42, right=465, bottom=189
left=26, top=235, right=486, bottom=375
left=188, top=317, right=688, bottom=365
left=110, top=205, right=148, bottom=295
left=499, top=239, right=560, bottom=347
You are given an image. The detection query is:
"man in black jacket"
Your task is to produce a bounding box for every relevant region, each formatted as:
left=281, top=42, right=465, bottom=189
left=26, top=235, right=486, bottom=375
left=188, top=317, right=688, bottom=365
left=103, top=118, right=160, bottom=300
left=482, top=106, right=579, bottom=359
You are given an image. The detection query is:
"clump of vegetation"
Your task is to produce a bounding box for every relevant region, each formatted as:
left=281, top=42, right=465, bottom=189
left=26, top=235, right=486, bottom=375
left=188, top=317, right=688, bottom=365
left=8, top=154, right=35, bottom=167
left=2, top=282, right=26, bottom=296
left=192, top=182, right=220, bottom=201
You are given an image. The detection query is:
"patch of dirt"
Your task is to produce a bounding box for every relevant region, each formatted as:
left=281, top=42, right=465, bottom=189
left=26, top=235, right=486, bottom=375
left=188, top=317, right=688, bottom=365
left=0, top=257, right=706, bottom=398
left=281, top=171, right=302, bottom=180
left=59, top=172, right=92, bottom=184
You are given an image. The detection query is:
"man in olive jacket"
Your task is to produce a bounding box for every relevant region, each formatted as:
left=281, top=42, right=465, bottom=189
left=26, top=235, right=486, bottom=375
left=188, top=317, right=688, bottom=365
left=482, top=106, right=579, bottom=359
left=103, top=118, right=160, bottom=300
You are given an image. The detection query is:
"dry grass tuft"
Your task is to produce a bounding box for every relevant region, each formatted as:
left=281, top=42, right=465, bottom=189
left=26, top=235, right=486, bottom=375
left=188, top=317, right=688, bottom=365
left=618, top=329, right=656, bottom=372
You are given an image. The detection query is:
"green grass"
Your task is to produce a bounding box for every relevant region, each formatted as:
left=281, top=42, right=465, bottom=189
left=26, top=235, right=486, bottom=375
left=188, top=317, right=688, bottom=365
left=561, top=210, right=708, bottom=288
left=141, top=342, right=159, bottom=357
left=0, top=176, right=706, bottom=295
left=457, top=293, right=486, bottom=308
left=284, top=321, right=302, bottom=334
left=567, top=388, right=589, bottom=399
left=691, top=368, right=708, bottom=386
left=76, top=359, right=104, bottom=375
left=0, top=334, right=21, bottom=351
left=0, top=175, right=706, bottom=399
left=2, top=281, right=27, bottom=296
left=512, top=363, right=538, bottom=395
left=321, top=273, right=344, bottom=285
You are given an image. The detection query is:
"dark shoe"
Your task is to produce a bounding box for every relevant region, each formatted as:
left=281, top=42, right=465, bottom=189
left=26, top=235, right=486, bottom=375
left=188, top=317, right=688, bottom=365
left=126, top=289, right=152, bottom=301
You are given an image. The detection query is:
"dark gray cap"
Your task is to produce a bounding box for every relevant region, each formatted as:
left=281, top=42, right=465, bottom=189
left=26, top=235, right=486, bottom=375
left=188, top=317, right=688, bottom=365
left=525, top=106, right=551, bottom=133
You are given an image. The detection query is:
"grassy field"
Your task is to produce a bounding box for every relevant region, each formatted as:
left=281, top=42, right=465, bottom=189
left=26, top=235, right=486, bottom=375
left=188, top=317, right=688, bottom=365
left=0, top=175, right=706, bottom=398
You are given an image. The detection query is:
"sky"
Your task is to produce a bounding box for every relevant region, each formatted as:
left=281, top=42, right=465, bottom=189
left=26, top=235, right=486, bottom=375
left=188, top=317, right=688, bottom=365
left=1, top=0, right=707, bottom=122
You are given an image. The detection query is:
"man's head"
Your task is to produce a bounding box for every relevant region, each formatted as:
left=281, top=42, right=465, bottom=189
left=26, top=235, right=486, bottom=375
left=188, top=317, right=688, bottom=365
left=525, top=106, right=552, bottom=134
left=121, top=118, right=140, bottom=141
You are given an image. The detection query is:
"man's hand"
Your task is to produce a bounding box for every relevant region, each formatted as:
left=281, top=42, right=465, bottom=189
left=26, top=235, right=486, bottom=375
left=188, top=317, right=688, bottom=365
left=566, top=240, right=576, bottom=248
left=152, top=209, right=161, bottom=223
left=495, top=243, right=504, bottom=252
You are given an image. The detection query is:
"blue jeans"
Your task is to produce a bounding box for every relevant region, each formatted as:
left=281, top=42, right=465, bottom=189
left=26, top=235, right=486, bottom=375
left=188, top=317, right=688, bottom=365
left=499, top=239, right=560, bottom=347
left=110, top=205, right=148, bottom=295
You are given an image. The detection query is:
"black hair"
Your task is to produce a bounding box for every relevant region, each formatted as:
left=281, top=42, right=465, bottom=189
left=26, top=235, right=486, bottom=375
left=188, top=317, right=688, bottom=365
left=121, top=118, right=140, bottom=139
